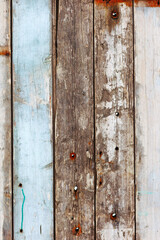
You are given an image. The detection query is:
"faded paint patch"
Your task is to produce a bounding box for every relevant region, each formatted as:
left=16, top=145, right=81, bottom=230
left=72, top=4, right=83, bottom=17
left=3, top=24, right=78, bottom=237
left=86, top=173, right=94, bottom=189
left=78, top=114, right=88, bottom=130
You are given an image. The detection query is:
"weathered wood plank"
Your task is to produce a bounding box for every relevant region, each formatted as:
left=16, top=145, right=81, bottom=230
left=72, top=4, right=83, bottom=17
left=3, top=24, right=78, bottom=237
left=94, top=1, right=135, bottom=239
left=13, top=0, right=53, bottom=239
left=0, top=0, right=12, bottom=239
left=135, top=3, right=160, bottom=239
left=55, top=0, right=94, bottom=239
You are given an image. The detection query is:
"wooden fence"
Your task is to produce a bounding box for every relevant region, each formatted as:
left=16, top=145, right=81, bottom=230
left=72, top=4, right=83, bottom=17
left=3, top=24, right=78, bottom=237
left=0, top=0, right=159, bottom=239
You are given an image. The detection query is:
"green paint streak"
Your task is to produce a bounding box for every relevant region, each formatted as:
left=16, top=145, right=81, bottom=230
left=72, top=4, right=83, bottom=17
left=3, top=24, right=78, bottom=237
left=21, top=189, right=25, bottom=231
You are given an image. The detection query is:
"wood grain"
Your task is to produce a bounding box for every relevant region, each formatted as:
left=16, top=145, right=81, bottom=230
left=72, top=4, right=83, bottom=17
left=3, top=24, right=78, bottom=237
left=55, top=0, right=94, bottom=239
left=13, top=0, right=53, bottom=239
left=135, top=6, right=160, bottom=240
left=94, top=2, right=135, bottom=239
left=0, top=0, right=12, bottom=239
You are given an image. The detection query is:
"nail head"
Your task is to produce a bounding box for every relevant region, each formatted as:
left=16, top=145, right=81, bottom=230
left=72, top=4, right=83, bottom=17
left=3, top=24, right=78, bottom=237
left=111, top=10, right=118, bottom=19
left=110, top=212, right=117, bottom=220
left=70, top=152, right=76, bottom=160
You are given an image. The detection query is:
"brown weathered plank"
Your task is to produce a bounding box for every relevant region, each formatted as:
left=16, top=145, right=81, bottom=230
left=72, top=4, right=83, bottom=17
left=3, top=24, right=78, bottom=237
left=135, top=3, right=160, bottom=240
left=0, top=0, right=12, bottom=239
left=55, top=0, right=94, bottom=239
left=94, top=1, right=135, bottom=239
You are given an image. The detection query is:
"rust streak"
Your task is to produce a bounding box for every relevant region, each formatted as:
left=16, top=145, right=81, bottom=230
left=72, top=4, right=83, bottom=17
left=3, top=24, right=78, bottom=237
left=0, top=46, right=11, bottom=56
left=99, top=151, right=103, bottom=158
left=95, top=0, right=160, bottom=7
left=99, top=176, right=103, bottom=187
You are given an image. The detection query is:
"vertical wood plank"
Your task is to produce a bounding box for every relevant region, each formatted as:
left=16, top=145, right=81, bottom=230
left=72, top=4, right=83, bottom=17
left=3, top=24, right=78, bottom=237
left=94, top=1, right=135, bottom=239
left=55, top=0, right=94, bottom=239
left=0, top=0, right=12, bottom=239
left=13, top=0, right=53, bottom=239
left=135, top=3, right=160, bottom=239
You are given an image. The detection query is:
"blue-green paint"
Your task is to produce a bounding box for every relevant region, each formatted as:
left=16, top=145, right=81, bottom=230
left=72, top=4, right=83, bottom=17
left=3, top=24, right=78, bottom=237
left=21, top=189, right=25, bottom=231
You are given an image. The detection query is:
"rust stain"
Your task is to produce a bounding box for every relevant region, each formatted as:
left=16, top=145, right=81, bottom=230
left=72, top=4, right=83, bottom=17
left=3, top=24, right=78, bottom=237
left=72, top=224, right=82, bottom=236
left=95, top=0, right=131, bottom=6
left=95, top=0, right=160, bottom=7
left=74, top=186, right=78, bottom=200
left=0, top=46, right=11, bottom=56
left=4, top=192, right=11, bottom=199
left=88, top=141, right=92, bottom=146
left=99, top=151, right=103, bottom=158
left=70, top=152, right=76, bottom=160
left=99, top=176, right=103, bottom=187
left=108, top=161, right=114, bottom=164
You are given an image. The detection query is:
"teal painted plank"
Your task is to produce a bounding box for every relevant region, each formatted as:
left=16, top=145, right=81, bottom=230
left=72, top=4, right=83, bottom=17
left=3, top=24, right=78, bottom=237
left=13, top=0, right=53, bottom=239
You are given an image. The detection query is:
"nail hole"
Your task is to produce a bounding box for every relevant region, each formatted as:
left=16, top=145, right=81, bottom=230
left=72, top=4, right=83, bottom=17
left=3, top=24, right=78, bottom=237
left=110, top=213, right=117, bottom=221
left=115, top=147, right=119, bottom=151
left=19, top=183, right=22, bottom=188
left=70, top=152, right=76, bottom=160
left=20, top=229, right=23, bottom=233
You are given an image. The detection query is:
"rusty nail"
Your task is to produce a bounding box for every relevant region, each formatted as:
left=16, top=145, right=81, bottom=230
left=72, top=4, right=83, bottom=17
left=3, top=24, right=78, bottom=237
left=70, top=152, right=76, bottom=160
left=72, top=224, right=82, bottom=236
left=110, top=212, right=117, bottom=220
left=111, top=11, right=118, bottom=19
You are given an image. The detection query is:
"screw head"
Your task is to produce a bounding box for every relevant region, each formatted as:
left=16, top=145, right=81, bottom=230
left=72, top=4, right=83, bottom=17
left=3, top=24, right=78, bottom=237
left=75, top=227, right=79, bottom=232
left=115, top=112, right=119, bottom=116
